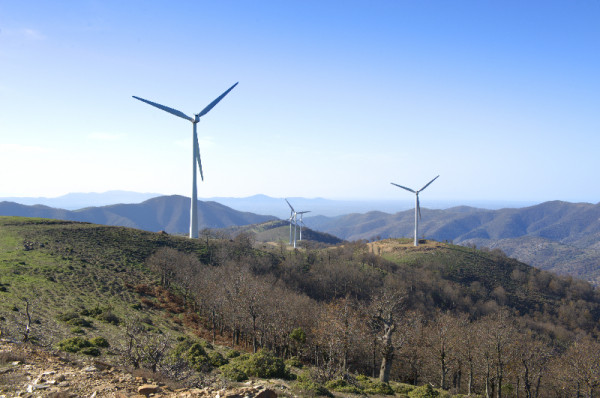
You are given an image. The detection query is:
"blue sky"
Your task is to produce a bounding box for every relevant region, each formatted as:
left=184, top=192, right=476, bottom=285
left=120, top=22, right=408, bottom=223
left=1, top=1, right=599, bottom=203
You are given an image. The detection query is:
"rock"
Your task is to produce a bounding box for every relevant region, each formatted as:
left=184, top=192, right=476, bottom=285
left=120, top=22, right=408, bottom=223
left=255, top=389, right=278, bottom=398
left=26, top=384, right=50, bottom=393
left=82, top=366, right=98, bottom=372
left=138, top=384, right=160, bottom=395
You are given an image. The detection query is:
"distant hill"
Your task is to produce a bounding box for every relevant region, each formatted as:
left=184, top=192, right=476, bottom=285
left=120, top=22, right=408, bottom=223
left=304, top=201, right=600, bottom=283
left=0, top=191, right=537, bottom=217
left=222, top=219, right=344, bottom=246
left=0, top=190, right=161, bottom=210
left=0, top=195, right=277, bottom=234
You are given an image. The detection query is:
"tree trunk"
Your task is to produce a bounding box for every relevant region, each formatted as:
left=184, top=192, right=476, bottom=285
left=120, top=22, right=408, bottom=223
left=379, top=321, right=395, bottom=383
left=252, top=315, right=257, bottom=353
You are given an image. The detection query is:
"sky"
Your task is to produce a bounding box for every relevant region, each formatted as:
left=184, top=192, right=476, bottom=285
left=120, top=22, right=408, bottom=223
left=1, top=1, right=599, bottom=204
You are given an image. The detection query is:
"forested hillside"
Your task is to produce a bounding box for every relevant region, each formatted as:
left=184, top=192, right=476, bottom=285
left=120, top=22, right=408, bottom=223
left=305, top=201, right=600, bottom=283
left=1, top=217, right=600, bottom=397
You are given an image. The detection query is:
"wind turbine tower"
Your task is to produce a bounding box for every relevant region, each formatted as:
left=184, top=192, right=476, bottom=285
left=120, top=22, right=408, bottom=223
left=285, top=199, right=297, bottom=248
left=297, top=210, right=311, bottom=241
left=391, top=175, right=439, bottom=246
left=133, top=83, right=238, bottom=239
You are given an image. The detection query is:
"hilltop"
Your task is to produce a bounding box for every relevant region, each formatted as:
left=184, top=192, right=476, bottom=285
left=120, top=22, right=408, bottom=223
left=222, top=220, right=343, bottom=247
left=1, top=216, right=600, bottom=397
left=305, top=200, right=600, bottom=283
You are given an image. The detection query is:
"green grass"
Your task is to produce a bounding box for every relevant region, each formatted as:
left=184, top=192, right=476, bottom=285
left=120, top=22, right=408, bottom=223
left=0, top=216, right=208, bottom=347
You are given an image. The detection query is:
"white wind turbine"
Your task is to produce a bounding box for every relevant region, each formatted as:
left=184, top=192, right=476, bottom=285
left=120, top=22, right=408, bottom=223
left=285, top=199, right=297, bottom=248
left=296, top=210, right=311, bottom=241
left=133, top=82, right=238, bottom=239
left=391, top=175, right=439, bottom=247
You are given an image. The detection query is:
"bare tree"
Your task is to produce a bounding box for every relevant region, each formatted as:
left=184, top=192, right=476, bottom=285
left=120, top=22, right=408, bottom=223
left=370, top=276, right=406, bottom=383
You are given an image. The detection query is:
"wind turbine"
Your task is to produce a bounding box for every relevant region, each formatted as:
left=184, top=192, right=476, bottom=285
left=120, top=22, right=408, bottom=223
left=133, top=82, right=238, bottom=239
left=285, top=199, right=297, bottom=247
left=391, top=175, right=439, bottom=247
left=296, top=210, right=311, bottom=241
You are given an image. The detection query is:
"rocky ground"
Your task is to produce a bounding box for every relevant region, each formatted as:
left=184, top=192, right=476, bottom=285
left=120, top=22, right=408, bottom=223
left=0, top=340, right=283, bottom=398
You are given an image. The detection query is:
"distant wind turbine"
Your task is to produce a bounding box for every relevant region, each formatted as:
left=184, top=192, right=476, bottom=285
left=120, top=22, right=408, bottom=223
left=285, top=199, right=297, bottom=248
left=133, top=82, right=238, bottom=238
left=391, top=175, right=439, bottom=247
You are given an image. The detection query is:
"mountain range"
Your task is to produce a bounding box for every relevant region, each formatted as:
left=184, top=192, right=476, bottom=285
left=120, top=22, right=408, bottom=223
left=304, top=201, right=600, bottom=283
left=2, top=194, right=600, bottom=283
left=0, top=191, right=537, bottom=217
left=0, top=195, right=276, bottom=234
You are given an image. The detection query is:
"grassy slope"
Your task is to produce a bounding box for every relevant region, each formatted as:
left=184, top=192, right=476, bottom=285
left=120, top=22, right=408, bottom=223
left=0, top=216, right=207, bottom=346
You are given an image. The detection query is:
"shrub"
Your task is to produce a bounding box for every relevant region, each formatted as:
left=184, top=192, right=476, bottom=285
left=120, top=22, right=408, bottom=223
left=354, top=375, right=394, bottom=395
left=226, top=350, right=241, bottom=359
left=58, top=337, right=92, bottom=353
left=220, top=362, right=248, bottom=381
left=80, top=347, right=101, bottom=356
left=208, top=351, right=228, bottom=367
left=285, top=356, right=303, bottom=368
left=186, top=343, right=208, bottom=369
left=296, top=373, right=333, bottom=397
left=70, top=327, right=85, bottom=334
left=57, top=312, right=80, bottom=322
left=289, top=328, right=306, bottom=344
left=97, top=312, right=120, bottom=325
left=393, top=383, right=416, bottom=395
left=243, top=350, right=288, bottom=379
left=66, top=317, right=92, bottom=327
left=325, top=379, right=362, bottom=394
left=409, top=384, right=440, bottom=398
left=89, top=336, right=110, bottom=348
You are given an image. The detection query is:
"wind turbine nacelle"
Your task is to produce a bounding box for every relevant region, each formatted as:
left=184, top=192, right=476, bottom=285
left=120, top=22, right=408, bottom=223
left=193, top=114, right=201, bottom=123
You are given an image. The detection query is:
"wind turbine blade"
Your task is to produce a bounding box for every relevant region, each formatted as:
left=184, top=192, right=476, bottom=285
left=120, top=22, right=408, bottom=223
left=197, top=82, right=239, bottom=118
left=391, top=182, right=416, bottom=193
left=297, top=211, right=311, bottom=215
left=132, top=96, right=194, bottom=122
left=194, top=136, right=204, bottom=181
left=285, top=199, right=295, bottom=212
left=417, top=195, right=422, bottom=219
left=419, top=175, right=440, bottom=192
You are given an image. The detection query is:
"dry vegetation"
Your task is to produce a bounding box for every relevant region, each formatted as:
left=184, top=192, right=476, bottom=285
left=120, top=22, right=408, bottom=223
left=2, top=216, right=600, bottom=397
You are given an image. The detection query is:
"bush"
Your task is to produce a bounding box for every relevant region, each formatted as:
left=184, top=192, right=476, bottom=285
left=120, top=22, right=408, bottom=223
left=325, top=379, right=362, bottom=394
left=220, top=363, right=248, bottom=382
left=89, top=336, right=110, bottom=348
left=58, top=337, right=92, bottom=353
left=57, top=312, right=80, bottom=322
left=185, top=343, right=210, bottom=371
left=285, top=356, right=303, bottom=368
left=208, top=351, right=228, bottom=367
left=393, top=382, right=416, bottom=394
left=354, top=375, right=394, bottom=395
left=70, top=327, right=85, bottom=334
left=296, top=373, right=333, bottom=397
left=243, top=350, right=288, bottom=379
left=226, top=349, right=241, bottom=359
left=80, top=347, right=101, bottom=356
left=66, top=317, right=92, bottom=328
left=409, top=384, right=440, bottom=398
left=97, top=311, right=120, bottom=325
